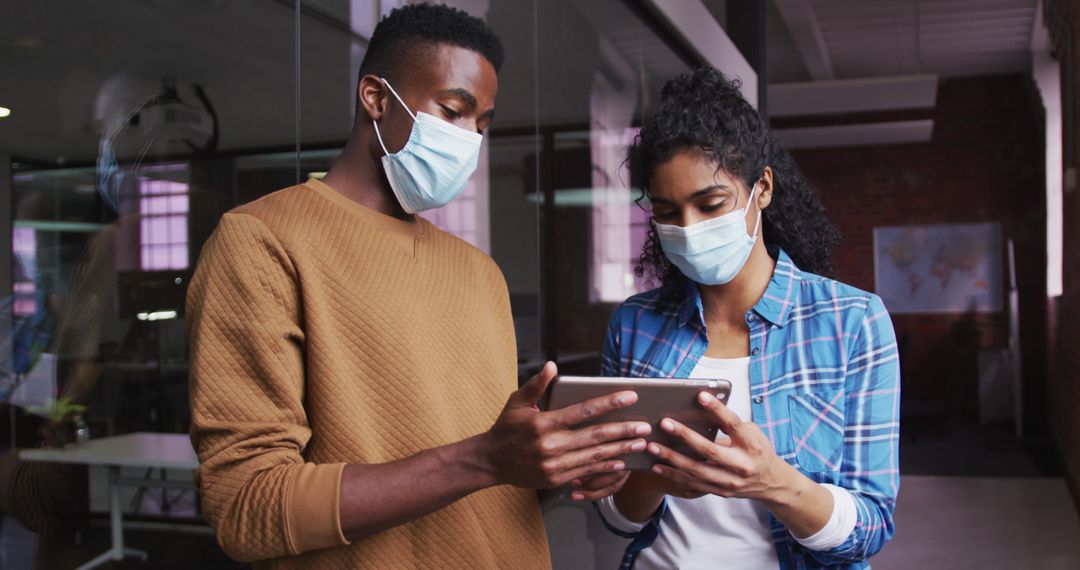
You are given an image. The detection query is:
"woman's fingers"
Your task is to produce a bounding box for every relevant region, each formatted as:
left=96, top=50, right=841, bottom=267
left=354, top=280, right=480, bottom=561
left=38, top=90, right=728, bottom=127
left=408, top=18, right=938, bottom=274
left=649, top=463, right=725, bottom=497
left=696, top=391, right=744, bottom=438
left=657, top=418, right=744, bottom=469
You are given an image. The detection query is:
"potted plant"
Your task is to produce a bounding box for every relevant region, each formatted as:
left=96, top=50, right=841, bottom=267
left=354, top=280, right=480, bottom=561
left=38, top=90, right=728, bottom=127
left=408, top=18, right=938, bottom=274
left=28, top=396, right=89, bottom=448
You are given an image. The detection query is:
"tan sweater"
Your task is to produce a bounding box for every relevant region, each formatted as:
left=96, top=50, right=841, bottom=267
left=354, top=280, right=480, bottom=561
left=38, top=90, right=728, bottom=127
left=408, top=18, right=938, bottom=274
left=187, top=179, right=551, bottom=569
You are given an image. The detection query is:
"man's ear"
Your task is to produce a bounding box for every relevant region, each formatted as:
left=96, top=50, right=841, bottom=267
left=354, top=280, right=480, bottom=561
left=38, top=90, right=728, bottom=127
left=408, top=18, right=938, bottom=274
left=358, top=75, right=387, bottom=121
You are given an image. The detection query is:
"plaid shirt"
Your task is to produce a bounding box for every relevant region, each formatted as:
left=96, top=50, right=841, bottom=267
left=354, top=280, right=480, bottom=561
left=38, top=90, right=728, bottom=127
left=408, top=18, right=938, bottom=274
left=599, top=249, right=900, bottom=569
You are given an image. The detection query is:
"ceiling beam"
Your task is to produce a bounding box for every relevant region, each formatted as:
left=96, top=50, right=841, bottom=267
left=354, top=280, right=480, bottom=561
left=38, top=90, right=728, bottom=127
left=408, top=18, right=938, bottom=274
left=769, top=74, right=938, bottom=117
left=639, top=0, right=758, bottom=108
left=773, top=0, right=835, bottom=80
left=773, top=120, right=934, bottom=150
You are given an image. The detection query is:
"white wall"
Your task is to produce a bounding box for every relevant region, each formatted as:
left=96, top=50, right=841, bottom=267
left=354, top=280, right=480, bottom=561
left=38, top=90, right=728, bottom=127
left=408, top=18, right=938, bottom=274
left=1032, top=0, right=1064, bottom=298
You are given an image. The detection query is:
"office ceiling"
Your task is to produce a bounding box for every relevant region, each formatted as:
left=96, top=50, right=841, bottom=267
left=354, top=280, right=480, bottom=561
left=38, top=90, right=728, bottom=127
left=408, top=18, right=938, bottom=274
left=0, top=0, right=1041, bottom=164
left=757, top=0, right=1039, bottom=83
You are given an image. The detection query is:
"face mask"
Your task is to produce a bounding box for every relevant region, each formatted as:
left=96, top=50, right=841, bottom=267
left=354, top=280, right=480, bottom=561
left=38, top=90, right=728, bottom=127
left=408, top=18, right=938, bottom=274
left=98, top=104, right=158, bottom=215
left=655, top=184, right=762, bottom=286
left=97, top=138, right=124, bottom=213
left=372, top=78, right=483, bottom=214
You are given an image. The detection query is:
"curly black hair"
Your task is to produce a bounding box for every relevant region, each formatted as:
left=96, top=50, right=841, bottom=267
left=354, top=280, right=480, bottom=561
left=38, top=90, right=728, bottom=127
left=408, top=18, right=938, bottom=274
left=359, top=2, right=504, bottom=84
left=629, top=67, right=840, bottom=290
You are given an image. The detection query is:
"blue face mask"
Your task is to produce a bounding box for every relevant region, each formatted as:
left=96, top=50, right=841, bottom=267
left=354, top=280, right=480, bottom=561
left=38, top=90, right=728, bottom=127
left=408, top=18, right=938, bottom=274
left=655, top=185, right=762, bottom=286
left=372, top=78, right=483, bottom=214
left=96, top=138, right=124, bottom=213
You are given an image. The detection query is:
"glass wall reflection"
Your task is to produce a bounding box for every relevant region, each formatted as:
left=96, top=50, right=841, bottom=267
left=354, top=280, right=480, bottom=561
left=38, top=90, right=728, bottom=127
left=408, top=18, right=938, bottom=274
left=1, top=1, right=711, bottom=567
left=1, top=1, right=296, bottom=567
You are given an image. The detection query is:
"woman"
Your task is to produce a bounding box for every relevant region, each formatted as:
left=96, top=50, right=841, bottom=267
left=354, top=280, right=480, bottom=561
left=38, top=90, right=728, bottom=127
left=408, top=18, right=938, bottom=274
left=576, top=68, right=900, bottom=569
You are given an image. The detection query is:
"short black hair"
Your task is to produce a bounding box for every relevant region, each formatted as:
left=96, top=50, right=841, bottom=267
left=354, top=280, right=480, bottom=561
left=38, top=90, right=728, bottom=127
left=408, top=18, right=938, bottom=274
left=359, top=3, right=504, bottom=84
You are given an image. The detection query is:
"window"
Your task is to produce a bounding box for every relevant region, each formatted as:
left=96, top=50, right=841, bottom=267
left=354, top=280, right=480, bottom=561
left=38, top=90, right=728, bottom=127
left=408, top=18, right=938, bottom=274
left=12, top=227, right=37, bottom=317
left=139, top=167, right=190, bottom=271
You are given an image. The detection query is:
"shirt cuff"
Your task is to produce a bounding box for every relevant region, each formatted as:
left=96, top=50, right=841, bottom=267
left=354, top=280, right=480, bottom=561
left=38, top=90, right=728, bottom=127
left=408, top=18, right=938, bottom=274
left=285, top=462, right=350, bottom=554
left=791, top=484, right=858, bottom=551
left=596, top=495, right=647, bottom=534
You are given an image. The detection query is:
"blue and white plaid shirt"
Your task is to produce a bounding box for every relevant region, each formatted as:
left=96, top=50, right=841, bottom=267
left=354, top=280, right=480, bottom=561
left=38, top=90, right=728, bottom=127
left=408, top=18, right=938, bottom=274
left=598, top=248, right=900, bottom=569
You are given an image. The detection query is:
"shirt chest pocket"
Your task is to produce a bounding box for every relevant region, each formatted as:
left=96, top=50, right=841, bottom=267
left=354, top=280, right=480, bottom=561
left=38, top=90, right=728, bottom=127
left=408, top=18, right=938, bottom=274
left=788, top=391, right=845, bottom=473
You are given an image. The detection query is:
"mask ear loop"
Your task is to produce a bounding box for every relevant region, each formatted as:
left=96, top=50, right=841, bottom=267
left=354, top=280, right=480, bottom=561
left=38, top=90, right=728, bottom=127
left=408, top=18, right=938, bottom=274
left=746, top=183, right=763, bottom=240
left=379, top=78, right=416, bottom=120
left=371, top=77, right=416, bottom=156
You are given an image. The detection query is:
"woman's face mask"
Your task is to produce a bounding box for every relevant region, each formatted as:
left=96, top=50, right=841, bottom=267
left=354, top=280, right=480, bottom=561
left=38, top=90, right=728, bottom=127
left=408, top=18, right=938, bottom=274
left=372, top=78, right=483, bottom=214
left=654, top=183, right=762, bottom=286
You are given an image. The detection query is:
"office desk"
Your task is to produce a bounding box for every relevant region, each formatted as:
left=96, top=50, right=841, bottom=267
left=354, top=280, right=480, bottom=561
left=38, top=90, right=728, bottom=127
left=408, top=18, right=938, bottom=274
left=21, top=432, right=199, bottom=570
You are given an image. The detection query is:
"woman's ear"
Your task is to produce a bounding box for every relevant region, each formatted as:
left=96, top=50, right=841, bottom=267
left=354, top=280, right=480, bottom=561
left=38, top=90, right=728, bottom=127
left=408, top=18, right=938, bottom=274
left=358, top=75, right=387, bottom=121
left=758, top=165, right=775, bottom=210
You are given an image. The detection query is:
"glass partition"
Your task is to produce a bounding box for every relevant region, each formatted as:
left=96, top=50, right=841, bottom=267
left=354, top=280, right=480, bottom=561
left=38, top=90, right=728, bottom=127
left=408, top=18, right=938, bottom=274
left=1, top=1, right=704, bottom=567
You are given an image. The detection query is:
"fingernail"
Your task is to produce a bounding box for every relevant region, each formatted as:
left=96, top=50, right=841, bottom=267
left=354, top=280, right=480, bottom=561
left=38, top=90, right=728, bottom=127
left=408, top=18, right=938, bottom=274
left=660, top=419, right=675, bottom=431
left=699, top=391, right=715, bottom=404
left=571, top=479, right=582, bottom=487
left=651, top=465, right=663, bottom=474
left=612, top=462, right=626, bottom=471
left=634, top=423, right=651, bottom=436
left=617, top=392, right=638, bottom=406
left=631, top=440, right=647, bottom=452
left=648, top=443, right=661, bottom=454
left=571, top=492, right=585, bottom=501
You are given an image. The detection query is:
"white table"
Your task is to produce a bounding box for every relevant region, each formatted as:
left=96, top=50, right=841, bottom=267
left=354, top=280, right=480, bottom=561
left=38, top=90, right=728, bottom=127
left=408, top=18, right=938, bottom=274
left=21, top=432, right=199, bottom=570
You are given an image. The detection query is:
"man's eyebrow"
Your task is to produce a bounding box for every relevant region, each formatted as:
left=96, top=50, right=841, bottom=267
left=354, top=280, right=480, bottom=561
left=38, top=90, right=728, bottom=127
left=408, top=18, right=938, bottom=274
left=437, top=88, right=478, bottom=111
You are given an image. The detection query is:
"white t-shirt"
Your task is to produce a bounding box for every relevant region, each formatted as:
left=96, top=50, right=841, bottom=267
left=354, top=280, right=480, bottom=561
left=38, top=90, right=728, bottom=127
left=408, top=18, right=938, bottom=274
left=596, top=356, right=857, bottom=570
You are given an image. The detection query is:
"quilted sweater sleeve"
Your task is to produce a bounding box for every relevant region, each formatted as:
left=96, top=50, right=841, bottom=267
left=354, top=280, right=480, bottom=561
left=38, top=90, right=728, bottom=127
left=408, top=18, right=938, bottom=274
left=187, top=213, right=348, bottom=562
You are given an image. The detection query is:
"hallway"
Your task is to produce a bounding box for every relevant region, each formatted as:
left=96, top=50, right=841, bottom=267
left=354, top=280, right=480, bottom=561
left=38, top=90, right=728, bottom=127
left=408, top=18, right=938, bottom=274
left=873, top=475, right=1080, bottom=569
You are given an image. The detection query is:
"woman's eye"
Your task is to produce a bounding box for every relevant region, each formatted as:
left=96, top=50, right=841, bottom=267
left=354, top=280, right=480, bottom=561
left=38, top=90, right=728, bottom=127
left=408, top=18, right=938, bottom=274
left=700, top=201, right=728, bottom=213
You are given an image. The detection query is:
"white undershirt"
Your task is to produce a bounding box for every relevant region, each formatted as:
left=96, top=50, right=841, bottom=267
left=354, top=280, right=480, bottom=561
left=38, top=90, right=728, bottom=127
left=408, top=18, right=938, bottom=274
left=596, top=356, right=857, bottom=569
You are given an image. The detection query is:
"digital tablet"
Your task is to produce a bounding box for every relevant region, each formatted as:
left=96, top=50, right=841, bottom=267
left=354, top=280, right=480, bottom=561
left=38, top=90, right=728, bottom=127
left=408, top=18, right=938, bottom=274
left=540, top=376, right=733, bottom=470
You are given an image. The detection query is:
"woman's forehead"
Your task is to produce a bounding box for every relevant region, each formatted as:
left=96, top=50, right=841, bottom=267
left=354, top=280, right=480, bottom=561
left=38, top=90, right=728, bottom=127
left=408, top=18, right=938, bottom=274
left=650, top=152, right=743, bottom=198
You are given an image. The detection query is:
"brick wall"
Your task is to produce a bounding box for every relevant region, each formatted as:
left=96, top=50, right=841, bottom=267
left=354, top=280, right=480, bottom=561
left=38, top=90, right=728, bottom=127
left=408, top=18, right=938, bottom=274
left=791, top=74, right=1048, bottom=429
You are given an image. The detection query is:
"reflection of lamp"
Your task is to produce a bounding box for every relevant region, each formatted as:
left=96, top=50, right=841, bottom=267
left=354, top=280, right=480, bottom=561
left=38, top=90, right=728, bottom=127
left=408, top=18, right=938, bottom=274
left=136, top=311, right=178, bottom=322
left=525, top=188, right=637, bottom=207
left=116, top=271, right=189, bottom=321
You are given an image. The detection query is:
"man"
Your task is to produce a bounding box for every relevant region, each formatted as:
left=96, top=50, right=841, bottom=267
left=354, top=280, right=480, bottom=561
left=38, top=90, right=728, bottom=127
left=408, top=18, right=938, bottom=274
left=187, top=4, right=649, bottom=569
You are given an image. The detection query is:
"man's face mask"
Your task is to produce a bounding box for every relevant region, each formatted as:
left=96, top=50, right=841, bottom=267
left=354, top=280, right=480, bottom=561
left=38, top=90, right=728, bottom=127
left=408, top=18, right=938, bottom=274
left=371, top=78, right=483, bottom=214
left=96, top=137, right=125, bottom=213
left=97, top=101, right=159, bottom=214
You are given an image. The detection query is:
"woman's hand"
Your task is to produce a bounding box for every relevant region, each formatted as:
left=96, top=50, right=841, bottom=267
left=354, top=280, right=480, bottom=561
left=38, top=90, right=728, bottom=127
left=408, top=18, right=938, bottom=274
left=646, top=391, right=832, bottom=537
left=646, top=391, right=791, bottom=501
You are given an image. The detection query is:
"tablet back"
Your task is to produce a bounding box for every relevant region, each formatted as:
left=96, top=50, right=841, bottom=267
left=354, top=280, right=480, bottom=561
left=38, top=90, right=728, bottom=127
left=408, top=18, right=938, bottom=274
left=542, top=376, right=732, bottom=470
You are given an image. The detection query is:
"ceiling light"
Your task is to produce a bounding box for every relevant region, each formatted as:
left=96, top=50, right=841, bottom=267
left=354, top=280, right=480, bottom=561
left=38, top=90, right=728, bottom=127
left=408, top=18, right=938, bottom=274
left=0, top=107, right=11, bottom=119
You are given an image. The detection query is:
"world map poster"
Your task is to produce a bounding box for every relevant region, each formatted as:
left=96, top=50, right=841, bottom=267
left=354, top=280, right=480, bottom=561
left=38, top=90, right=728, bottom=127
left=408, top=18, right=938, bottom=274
left=873, top=222, right=1003, bottom=314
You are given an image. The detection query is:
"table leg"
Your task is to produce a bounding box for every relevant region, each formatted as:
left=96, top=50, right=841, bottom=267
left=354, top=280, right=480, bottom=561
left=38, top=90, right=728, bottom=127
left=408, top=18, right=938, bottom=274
left=110, top=466, right=123, bottom=554
left=74, top=466, right=148, bottom=570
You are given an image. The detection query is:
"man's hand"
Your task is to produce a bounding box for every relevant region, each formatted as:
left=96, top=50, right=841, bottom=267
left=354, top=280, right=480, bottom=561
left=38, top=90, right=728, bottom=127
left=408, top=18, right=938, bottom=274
left=569, top=471, right=630, bottom=502
left=627, top=469, right=707, bottom=501
left=571, top=463, right=706, bottom=502
left=480, top=362, right=651, bottom=489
